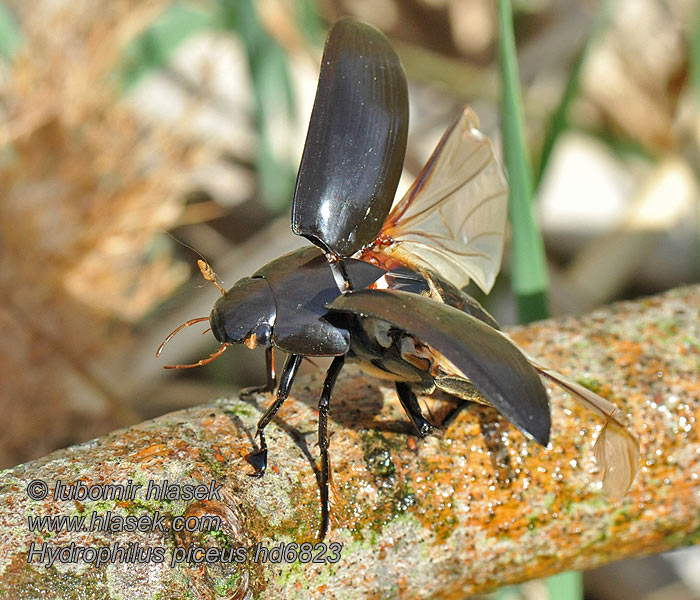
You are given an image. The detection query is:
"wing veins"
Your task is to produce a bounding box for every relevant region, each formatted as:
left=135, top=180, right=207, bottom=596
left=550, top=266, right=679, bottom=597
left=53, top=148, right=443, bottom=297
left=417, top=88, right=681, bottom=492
left=393, top=151, right=492, bottom=231
left=387, top=117, right=462, bottom=225
left=373, top=106, right=508, bottom=293
left=458, top=191, right=505, bottom=231
left=399, top=237, right=498, bottom=264
left=439, top=206, right=456, bottom=239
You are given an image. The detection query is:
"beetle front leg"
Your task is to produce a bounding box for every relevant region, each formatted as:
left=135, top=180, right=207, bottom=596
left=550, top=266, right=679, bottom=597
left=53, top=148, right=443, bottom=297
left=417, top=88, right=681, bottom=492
left=241, top=346, right=277, bottom=398
left=261, top=345, right=277, bottom=392
left=395, top=381, right=436, bottom=437
left=318, top=355, right=345, bottom=539
left=246, top=353, right=302, bottom=478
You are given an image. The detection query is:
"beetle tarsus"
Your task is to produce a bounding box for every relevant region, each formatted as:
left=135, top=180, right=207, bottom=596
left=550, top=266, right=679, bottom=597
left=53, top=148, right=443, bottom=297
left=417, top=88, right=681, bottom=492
left=245, top=446, right=268, bottom=477
left=317, top=355, right=345, bottom=539
left=395, top=382, right=436, bottom=437
left=246, top=354, right=302, bottom=478
left=240, top=386, right=269, bottom=400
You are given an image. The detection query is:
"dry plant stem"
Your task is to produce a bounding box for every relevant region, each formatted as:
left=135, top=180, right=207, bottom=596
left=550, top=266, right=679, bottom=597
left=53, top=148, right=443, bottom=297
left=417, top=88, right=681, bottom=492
left=1, top=286, right=699, bottom=599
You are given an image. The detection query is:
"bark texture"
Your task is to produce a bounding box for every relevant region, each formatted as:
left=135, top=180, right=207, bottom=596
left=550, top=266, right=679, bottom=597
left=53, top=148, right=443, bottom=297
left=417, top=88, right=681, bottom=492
left=1, top=286, right=699, bottom=599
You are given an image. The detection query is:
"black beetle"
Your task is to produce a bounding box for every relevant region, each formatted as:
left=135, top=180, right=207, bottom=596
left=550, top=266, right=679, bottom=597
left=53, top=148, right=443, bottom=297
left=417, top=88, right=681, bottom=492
left=158, top=18, right=638, bottom=538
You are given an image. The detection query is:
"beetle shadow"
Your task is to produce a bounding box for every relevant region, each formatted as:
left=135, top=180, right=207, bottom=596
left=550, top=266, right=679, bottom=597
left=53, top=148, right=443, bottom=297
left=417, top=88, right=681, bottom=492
left=223, top=367, right=402, bottom=486
left=227, top=366, right=514, bottom=492
left=231, top=390, right=322, bottom=484
left=320, top=371, right=461, bottom=436
left=323, top=377, right=516, bottom=489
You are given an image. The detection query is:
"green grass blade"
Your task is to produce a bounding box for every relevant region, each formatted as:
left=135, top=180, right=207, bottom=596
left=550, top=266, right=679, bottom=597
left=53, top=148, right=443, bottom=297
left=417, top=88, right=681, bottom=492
left=0, top=2, right=21, bottom=59
left=497, top=0, right=549, bottom=323
left=535, top=0, right=615, bottom=186
left=490, top=584, right=522, bottom=600
left=690, top=6, right=700, bottom=97
left=690, top=8, right=700, bottom=281
left=119, top=2, right=215, bottom=90
left=293, top=0, right=325, bottom=47
left=545, top=570, right=584, bottom=600
left=534, top=44, right=585, bottom=186
left=218, top=0, right=296, bottom=211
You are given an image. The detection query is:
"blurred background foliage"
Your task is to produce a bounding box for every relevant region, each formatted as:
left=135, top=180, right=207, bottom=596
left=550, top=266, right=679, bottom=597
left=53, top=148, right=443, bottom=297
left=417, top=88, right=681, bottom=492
left=0, top=0, right=699, bottom=598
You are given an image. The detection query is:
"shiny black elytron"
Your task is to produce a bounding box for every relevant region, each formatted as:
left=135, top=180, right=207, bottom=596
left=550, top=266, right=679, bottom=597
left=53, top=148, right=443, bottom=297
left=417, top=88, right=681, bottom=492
left=158, top=18, right=638, bottom=538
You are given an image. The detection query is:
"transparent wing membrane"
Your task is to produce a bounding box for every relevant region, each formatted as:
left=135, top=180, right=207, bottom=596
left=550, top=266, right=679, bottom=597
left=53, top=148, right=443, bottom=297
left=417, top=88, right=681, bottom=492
left=369, top=107, right=508, bottom=293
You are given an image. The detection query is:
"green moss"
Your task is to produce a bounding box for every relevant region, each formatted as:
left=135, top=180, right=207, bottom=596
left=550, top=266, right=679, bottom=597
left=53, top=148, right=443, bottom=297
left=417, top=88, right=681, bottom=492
left=562, top=498, right=576, bottom=514
left=541, top=493, right=556, bottom=510
left=273, top=560, right=308, bottom=591
left=655, top=319, right=678, bottom=336
left=587, top=497, right=609, bottom=510
left=668, top=512, right=700, bottom=546
left=79, top=500, right=119, bottom=515
left=354, top=431, right=438, bottom=537
left=130, top=472, right=151, bottom=489
left=122, top=496, right=175, bottom=523
left=212, top=571, right=241, bottom=595
left=221, top=402, right=256, bottom=419
left=2, top=562, right=109, bottom=600
left=196, top=449, right=226, bottom=479
left=273, top=474, right=317, bottom=541
left=360, top=430, right=398, bottom=483
left=381, top=584, right=400, bottom=599
left=206, top=528, right=235, bottom=550
left=682, top=336, right=700, bottom=351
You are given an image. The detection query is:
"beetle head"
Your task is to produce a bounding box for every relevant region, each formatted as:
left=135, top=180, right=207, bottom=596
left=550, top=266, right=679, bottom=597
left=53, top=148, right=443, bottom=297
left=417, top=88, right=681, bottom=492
left=156, top=274, right=277, bottom=369
left=210, top=277, right=276, bottom=348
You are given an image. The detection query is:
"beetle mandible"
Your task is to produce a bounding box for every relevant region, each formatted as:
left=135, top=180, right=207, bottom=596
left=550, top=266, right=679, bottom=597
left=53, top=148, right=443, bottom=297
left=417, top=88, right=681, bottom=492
left=158, top=18, right=638, bottom=539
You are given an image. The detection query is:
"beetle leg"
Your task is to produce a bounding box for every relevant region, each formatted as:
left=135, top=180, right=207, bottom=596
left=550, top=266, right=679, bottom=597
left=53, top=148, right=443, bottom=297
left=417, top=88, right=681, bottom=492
left=395, top=382, right=436, bottom=437
left=246, top=353, right=302, bottom=478
left=434, top=376, right=485, bottom=405
left=261, top=345, right=277, bottom=392
left=418, top=267, right=447, bottom=304
left=433, top=376, right=484, bottom=428
left=240, top=346, right=277, bottom=398
left=317, top=355, right=345, bottom=539
left=263, top=346, right=277, bottom=391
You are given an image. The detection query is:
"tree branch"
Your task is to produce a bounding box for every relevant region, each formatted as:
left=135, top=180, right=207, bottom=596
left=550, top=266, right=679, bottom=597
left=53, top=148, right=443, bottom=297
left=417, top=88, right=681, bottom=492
left=1, top=286, right=699, bottom=599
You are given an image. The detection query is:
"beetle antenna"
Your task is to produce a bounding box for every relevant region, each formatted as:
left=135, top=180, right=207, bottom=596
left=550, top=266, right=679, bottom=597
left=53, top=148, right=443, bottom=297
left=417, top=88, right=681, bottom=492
left=163, top=343, right=231, bottom=369
left=156, top=317, right=211, bottom=358
left=197, top=260, right=226, bottom=296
